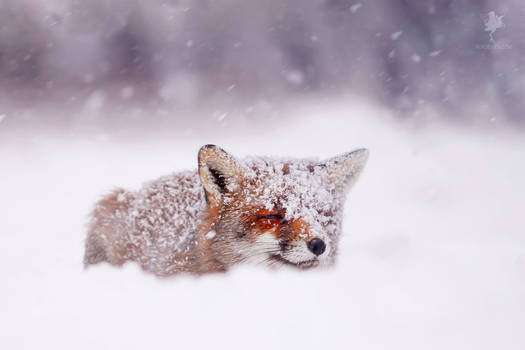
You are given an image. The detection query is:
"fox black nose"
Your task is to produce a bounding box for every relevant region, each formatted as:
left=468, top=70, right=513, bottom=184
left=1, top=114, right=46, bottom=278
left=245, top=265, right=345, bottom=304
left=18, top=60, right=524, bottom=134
left=307, top=238, right=326, bottom=256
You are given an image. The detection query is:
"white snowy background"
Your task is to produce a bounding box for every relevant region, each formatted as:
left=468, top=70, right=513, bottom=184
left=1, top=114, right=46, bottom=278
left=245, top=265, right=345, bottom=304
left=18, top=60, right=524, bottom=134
left=1, top=0, right=525, bottom=349
left=1, top=99, right=524, bottom=349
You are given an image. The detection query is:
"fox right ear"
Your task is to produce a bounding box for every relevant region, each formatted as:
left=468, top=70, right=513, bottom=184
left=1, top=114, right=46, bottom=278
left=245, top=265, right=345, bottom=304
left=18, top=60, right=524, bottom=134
left=320, top=148, right=369, bottom=193
left=198, top=145, right=244, bottom=206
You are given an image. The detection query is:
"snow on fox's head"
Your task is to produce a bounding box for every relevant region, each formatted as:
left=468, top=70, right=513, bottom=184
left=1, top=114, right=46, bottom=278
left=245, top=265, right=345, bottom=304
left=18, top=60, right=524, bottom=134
left=198, top=145, right=368, bottom=269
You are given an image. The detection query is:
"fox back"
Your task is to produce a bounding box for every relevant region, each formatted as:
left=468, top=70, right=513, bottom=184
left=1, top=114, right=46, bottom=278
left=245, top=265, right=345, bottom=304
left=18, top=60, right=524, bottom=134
left=84, top=145, right=368, bottom=276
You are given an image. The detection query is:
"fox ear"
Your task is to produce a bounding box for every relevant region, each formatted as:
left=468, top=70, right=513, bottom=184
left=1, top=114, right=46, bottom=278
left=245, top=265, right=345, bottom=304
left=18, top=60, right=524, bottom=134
left=320, top=148, right=369, bottom=192
left=198, top=144, right=244, bottom=206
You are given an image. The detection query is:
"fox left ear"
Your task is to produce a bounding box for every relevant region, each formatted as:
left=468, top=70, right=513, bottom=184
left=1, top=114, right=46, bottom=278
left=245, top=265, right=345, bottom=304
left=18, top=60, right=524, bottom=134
left=198, top=144, right=244, bottom=206
left=320, top=148, right=369, bottom=192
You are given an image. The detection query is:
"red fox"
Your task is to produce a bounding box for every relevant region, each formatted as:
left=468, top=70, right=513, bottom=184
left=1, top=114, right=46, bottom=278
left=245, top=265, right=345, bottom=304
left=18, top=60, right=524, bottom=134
left=84, top=145, right=368, bottom=276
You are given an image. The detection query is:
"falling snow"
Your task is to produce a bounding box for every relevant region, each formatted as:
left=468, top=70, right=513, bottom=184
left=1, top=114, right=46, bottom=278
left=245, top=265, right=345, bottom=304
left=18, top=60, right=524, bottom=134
left=350, top=3, right=362, bottom=13
left=391, top=31, right=403, bottom=40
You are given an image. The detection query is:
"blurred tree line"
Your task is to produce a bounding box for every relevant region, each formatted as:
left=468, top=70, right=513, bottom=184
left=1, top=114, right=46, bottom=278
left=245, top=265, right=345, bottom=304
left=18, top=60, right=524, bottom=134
left=0, top=0, right=523, bottom=124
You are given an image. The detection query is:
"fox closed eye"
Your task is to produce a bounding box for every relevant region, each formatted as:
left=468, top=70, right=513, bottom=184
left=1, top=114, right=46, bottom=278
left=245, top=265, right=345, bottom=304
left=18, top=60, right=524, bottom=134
left=258, top=214, right=286, bottom=223
left=258, top=214, right=283, bottom=220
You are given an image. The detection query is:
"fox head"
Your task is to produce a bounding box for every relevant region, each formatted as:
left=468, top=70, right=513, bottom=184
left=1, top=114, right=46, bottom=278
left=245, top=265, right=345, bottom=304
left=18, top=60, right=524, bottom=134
left=198, top=144, right=368, bottom=270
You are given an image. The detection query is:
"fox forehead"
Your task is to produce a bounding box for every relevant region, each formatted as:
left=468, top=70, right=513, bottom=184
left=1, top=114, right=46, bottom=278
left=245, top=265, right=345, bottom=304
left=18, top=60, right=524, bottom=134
left=238, top=157, right=340, bottom=226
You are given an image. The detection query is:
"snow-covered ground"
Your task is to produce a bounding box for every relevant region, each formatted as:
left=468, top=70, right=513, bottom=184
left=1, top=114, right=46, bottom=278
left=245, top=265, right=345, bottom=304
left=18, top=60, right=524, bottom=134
left=1, top=100, right=524, bottom=349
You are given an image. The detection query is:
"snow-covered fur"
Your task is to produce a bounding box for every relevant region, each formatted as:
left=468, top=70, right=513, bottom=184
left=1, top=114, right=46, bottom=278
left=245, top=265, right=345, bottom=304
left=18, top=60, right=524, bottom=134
left=84, top=145, right=368, bottom=276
